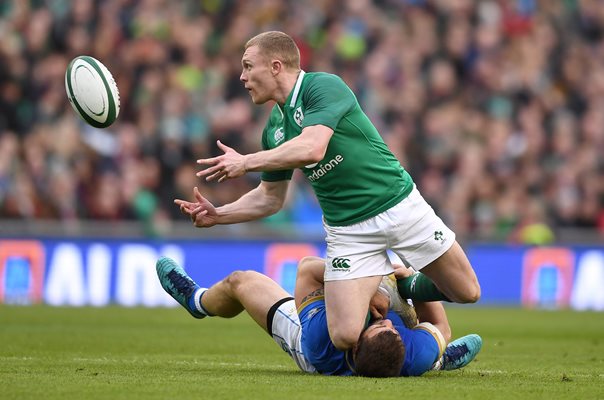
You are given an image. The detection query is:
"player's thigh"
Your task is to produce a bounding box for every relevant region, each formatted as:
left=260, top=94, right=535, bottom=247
left=233, top=271, right=293, bottom=331
left=324, top=275, right=382, bottom=337
left=387, top=187, right=456, bottom=271
left=421, top=241, right=480, bottom=303
left=323, top=227, right=393, bottom=280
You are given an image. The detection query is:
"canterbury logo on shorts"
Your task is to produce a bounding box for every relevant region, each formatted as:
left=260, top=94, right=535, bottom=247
left=331, top=257, right=351, bottom=270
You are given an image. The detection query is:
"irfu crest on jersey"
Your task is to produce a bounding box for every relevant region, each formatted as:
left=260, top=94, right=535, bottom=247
left=294, top=106, right=304, bottom=127
left=274, top=127, right=285, bottom=144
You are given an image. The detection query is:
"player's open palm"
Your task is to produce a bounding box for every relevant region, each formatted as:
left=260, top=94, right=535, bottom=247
left=174, top=187, right=219, bottom=228
left=197, top=140, right=247, bottom=182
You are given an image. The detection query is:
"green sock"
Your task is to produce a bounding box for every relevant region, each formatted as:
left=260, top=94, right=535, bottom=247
left=396, top=273, right=451, bottom=302
left=364, top=310, right=372, bottom=328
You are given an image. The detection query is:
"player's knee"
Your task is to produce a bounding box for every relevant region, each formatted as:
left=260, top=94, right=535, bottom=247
left=457, top=281, right=481, bottom=304
left=330, top=326, right=361, bottom=351
left=224, top=270, right=258, bottom=292
left=468, top=280, right=481, bottom=303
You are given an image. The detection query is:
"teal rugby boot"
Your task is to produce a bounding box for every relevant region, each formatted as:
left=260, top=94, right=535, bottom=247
left=440, top=334, right=482, bottom=370
left=156, top=256, right=207, bottom=319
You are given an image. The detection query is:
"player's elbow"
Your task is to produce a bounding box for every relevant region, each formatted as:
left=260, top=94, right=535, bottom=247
left=297, top=256, right=323, bottom=280
left=306, top=143, right=328, bottom=164
left=298, top=256, right=322, bottom=271
left=296, top=138, right=327, bottom=164
left=264, top=196, right=285, bottom=215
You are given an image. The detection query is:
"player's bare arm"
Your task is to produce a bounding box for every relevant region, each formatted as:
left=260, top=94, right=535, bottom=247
left=414, top=301, right=451, bottom=342
left=197, top=125, right=334, bottom=182
left=175, top=180, right=289, bottom=228
left=295, top=256, right=327, bottom=308
left=298, top=288, right=325, bottom=307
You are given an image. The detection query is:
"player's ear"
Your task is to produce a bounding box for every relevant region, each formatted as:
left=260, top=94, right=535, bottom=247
left=271, top=60, right=282, bottom=76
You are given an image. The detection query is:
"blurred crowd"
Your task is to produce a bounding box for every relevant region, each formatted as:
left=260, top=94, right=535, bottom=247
left=1, top=0, right=603, bottom=241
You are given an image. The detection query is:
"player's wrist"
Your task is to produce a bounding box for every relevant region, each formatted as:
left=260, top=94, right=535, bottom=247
left=243, top=153, right=260, bottom=172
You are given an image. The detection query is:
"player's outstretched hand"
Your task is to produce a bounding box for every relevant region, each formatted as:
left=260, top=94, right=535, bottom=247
left=196, top=140, right=247, bottom=182
left=174, top=187, right=218, bottom=228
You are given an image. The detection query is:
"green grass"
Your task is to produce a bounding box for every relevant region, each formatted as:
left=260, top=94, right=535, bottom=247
left=1, top=306, right=603, bottom=400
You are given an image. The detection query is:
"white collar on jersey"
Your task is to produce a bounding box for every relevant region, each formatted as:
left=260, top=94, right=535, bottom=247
left=289, top=70, right=306, bottom=108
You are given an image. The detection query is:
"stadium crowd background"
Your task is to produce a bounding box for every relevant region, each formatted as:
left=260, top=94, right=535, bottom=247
left=0, top=0, right=603, bottom=242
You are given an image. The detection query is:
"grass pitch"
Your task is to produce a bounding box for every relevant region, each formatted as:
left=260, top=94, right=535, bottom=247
left=1, top=305, right=602, bottom=400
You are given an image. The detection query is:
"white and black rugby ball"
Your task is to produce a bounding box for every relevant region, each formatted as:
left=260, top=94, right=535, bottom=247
left=65, top=56, right=120, bottom=128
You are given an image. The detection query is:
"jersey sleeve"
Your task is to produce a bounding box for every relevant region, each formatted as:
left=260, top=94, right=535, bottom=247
left=260, top=124, right=294, bottom=182
left=299, top=301, right=352, bottom=376
left=260, top=169, right=293, bottom=182
left=301, top=74, right=356, bottom=130
left=414, top=322, right=447, bottom=358
left=403, top=322, right=446, bottom=377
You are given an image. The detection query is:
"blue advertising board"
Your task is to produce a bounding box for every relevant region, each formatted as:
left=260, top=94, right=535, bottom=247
left=1, top=239, right=603, bottom=310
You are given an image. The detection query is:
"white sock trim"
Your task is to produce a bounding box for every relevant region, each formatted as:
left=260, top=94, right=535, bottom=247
left=193, top=288, right=210, bottom=316
left=431, top=355, right=444, bottom=371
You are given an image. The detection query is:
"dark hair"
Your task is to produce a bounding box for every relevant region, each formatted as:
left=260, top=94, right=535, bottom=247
left=244, top=31, right=300, bottom=70
left=354, top=330, right=405, bottom=378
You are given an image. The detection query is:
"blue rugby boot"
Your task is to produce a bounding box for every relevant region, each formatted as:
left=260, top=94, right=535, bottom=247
left=440, top=334, right=482, bottom=370
left=156, top=256, right=209, bottom=319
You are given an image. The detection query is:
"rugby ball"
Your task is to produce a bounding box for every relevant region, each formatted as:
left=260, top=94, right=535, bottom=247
left=65, top=56, right=120, bottom=128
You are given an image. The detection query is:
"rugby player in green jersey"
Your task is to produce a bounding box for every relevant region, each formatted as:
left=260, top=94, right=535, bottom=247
left=176, top=31, right=480, bottom=351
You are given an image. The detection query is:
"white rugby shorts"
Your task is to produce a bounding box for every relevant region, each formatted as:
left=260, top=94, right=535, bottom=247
left=323, top=185, right=455, bottom=281
left=267, top=298, right=316, bottom=373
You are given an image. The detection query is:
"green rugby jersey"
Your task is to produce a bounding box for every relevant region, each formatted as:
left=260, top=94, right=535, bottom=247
left=261, top=71, right=414, bottom=226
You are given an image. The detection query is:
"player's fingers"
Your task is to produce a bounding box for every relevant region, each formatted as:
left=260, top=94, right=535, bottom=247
left=180, top=204, right=189, bottom=215
left=216, top=140, right=232, bottom=152
left=190, top=204, right=204, bottom=221
left=174, top=198, right=194, bottom=207
left=175, top=201, right=195, bottom=215
left=205, top=170, right=224, bottom=182
left=193, top=187, right=205, bottom=202
left=196, top=164, right=222, bottom=178
left=197, top=156, right=220, bottom=165
left=192, top=209, right=209, bottom=225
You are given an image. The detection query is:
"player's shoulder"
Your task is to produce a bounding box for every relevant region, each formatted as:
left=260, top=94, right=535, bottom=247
left=304, top=72, right=349, bottom=90
left=400, top=322, right=446, bottom=376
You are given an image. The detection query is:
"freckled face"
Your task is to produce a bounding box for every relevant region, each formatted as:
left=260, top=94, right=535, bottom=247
left=240, top=45, right=276, bottom=104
